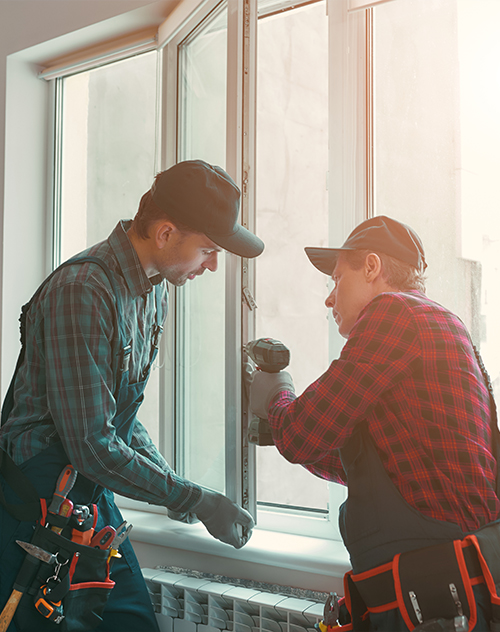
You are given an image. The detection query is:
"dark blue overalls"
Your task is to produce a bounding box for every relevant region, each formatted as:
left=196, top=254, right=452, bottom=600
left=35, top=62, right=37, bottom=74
left=338, top=422, right=493, bottom=630
left=0, top=257, right=161, bottom=631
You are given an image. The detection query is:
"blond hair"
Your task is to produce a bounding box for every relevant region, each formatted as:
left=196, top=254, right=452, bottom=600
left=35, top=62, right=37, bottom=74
left=341, top=249, right=426, bottom=293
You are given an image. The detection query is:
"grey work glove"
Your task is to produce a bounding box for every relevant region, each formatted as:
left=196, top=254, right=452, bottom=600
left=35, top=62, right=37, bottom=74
left=167, top=509, right=200, bottom=524
left=191, top=487, right=255, bottom=549
left=248, top=369, right=295, bottom=419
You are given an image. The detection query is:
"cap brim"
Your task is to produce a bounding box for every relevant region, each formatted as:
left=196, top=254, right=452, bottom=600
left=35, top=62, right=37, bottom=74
left=305, top=247, right=345, bottom=276
left=208, top=224, right=264, bottom=258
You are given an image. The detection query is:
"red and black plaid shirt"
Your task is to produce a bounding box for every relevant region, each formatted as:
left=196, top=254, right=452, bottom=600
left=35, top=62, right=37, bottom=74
left=269, top=291, right=499, bottom=532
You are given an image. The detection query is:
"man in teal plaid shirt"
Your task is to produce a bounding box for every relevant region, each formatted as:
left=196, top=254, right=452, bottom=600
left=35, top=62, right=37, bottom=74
left=0, top=160, right=263, bottom=631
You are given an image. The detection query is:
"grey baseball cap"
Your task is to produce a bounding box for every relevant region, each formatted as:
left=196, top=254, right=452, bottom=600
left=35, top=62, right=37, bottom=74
left=305, top=215, right=427, bottom=276
left=151, top=160, right=264, bottom=258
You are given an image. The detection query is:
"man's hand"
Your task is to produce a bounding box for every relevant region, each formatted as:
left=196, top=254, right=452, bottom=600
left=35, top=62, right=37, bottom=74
left=248, top=370, right=295, bottom=419
left=191, top=488, right=254, bottom=549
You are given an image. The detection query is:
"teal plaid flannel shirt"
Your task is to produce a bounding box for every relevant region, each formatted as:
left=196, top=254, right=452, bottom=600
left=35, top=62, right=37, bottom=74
left=0, top=221, right=201, bottom=511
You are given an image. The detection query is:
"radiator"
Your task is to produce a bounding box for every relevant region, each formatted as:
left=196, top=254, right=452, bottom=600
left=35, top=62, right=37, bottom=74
left=142, top=568, right=328, bottom=632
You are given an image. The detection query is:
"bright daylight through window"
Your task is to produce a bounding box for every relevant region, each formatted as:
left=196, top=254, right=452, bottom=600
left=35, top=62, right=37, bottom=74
left=58, top=50, right=161, bottom=446
left=175, top=3, right=228, bottom=495
left=373, top=0, right=500, bottom=401
left=52, top=0, right=500, bottom=541
left=255, top=0, right=331, bottom=513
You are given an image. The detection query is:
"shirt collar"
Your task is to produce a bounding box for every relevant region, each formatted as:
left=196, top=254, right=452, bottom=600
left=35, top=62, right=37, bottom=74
left=109, top=220, right=162, bottom=298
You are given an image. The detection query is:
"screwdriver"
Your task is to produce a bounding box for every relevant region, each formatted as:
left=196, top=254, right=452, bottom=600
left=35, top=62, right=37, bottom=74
left=51, top=497, right=73, bottom=535
left=48, top=465, right=77, bottom=516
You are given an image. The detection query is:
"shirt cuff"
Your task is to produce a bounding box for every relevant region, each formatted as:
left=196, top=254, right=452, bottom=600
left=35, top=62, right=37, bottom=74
left=269, top=389, right=296, bottom=410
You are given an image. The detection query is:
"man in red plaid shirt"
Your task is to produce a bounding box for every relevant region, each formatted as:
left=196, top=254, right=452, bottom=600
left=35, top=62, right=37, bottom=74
left=249, top=216, right=500, bottom=631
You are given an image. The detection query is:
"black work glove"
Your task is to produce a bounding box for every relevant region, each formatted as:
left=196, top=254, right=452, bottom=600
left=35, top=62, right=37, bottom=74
left=192, top=488, right=254, bottom=548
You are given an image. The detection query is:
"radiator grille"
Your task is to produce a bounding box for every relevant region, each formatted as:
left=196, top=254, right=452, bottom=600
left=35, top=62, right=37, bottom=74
left=143, top=568, right=327, bottom=632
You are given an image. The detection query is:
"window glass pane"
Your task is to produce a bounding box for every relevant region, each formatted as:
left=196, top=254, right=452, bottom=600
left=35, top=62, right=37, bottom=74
left=176, top=3, right=227, bottom=492
left=59, top=51, right=160, bottom=444
left=374, top=0, right=500, bottom=400
left=60, top=52, right=157, bottom=261
left=255, top=0, right=330, bottom=510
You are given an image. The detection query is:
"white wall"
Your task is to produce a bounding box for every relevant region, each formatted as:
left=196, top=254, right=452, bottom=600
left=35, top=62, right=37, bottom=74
left=0, top=0, right=179, bottom=394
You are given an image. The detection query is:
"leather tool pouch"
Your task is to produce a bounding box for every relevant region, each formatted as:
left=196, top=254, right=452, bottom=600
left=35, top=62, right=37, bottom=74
left=20, top=520, right=115, bottom=632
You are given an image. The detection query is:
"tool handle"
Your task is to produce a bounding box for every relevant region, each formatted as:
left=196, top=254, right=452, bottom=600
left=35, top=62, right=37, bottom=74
left=71, top=528, right=94, bottom=546
left=51, top=497, right=74, bottom=534
left=48, top=465, right=77, bottom=515
left=90, top=526, right=116, bottom=549
left=107, top=548, right=122, bottom=562
left=0, top=588, right=23, bottom=632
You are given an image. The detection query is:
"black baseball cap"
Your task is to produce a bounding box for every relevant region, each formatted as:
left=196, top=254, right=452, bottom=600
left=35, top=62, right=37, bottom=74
left=151, top=160, right=264, bottom=258
left=305, top=215, right=427, bottom=276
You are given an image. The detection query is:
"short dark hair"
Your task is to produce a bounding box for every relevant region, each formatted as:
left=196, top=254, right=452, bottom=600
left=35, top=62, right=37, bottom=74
left=131, top=178, right=201, bottom=240
left=341, top=249, right=426, bottom=293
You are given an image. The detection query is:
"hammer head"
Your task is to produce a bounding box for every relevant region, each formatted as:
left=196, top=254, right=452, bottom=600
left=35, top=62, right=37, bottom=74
left=16, top=540, right=57, bottom=565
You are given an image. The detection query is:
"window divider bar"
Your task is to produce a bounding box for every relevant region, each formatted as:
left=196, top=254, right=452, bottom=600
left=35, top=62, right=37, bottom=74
left=225, top=0, right=245, bottom=507
left=239, top=0, right=258, bottom=518
left=225, top=0, right=258, bottom=514
left=366, top=7, right=374, bottom=218
left=51, top=78, right=63, bottom=270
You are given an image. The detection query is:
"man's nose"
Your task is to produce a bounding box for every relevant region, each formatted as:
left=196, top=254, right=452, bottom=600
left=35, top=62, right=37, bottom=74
left=203, top=252, right=218, bottom=272
left=325, top=289, right=335, bottom=308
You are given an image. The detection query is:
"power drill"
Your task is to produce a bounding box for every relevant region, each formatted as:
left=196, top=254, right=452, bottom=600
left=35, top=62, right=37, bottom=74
left=244, top=338, right=290, bottom=446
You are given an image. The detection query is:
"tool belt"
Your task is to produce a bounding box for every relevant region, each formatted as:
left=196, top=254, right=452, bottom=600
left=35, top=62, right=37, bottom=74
left=20, top=499, right=116, bottom=631
left=0, top=452, right=116, bottom=631
left=331, top=520, right=500, bottom=631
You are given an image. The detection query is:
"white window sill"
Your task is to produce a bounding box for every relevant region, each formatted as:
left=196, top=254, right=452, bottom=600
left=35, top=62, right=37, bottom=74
left=120, top=506, right=351, bottom=594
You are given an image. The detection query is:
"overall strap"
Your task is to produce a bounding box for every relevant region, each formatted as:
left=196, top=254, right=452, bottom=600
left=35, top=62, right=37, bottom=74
left=144, top=286, right=164, bottom=378
left=1, top=256, right=128, bottom=428
left=0, top=256, right=129, bottom=521
left=472, top=344, right=500, bottom=498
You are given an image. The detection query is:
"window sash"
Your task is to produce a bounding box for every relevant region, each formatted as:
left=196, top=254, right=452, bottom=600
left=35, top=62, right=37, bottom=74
left=45, top=0, right=367, bottom=540
left=159, top=0, right=253, bottom=509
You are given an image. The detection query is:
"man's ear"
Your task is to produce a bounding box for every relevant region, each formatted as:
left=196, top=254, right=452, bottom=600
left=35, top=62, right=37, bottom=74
left=155, top=221, right=176, bottom=250
left=364, top=253, right=383, bottom=283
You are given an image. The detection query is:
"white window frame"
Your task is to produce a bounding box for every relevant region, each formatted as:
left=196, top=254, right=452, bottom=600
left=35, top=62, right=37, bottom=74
left=1, top=0, right=388, bottom=590
left=42, top=0, right=376, bottom=542
left=157, top=0, right=251, bottom=513
left=154, top=0, right=358, bottom=540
